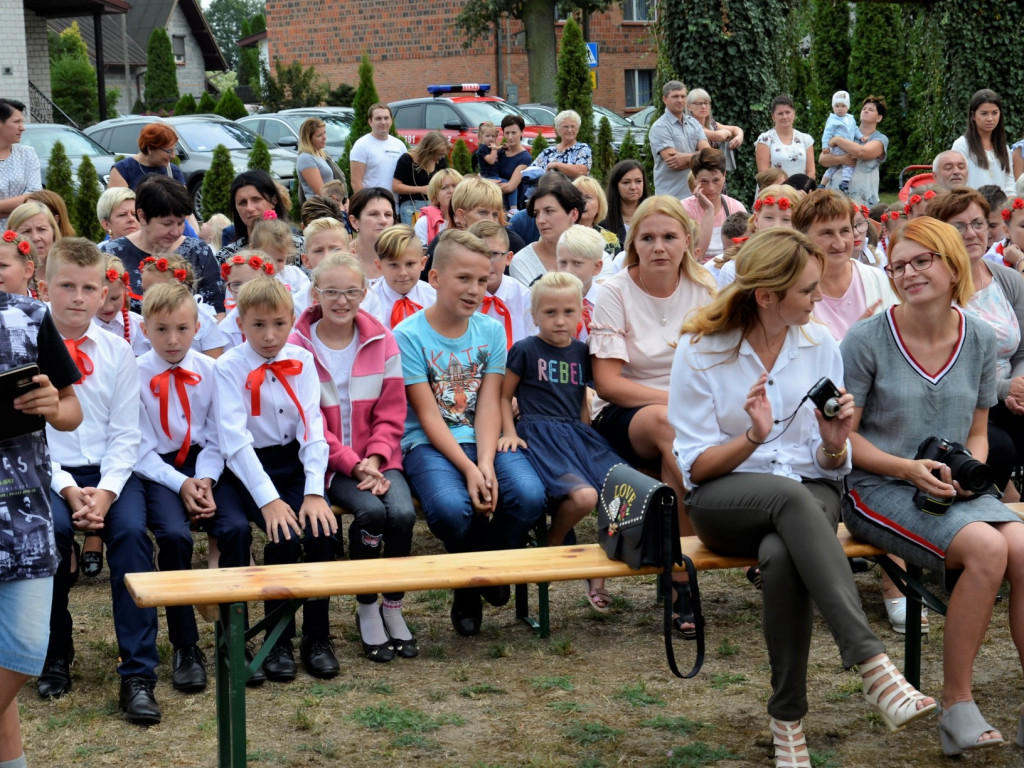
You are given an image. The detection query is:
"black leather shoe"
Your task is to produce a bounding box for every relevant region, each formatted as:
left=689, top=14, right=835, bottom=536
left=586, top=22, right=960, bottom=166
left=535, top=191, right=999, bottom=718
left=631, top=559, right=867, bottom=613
left=450, top=588, right=482, bottom=637
left=81, top=546, right=103, bottom=578
left=118, top=677, right=161, bottom=725
left=300, top=637, right=340, bottom=678
left=37, top=650, right=73, bottom=699
left=244, top=647, right=265, bottom=687
left=261, top=640, right=297, bottom=682
left=356, top=615, right=395, bottom=663
left=480, top=584, right=511, bottom=607
left=171, top=644, right=207, bottom=693
left=380, top=605, right=419, bottom=659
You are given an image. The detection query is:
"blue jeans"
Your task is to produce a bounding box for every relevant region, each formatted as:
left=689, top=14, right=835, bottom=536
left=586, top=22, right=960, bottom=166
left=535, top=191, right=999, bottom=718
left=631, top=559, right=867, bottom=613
left=399, top=200, right=423, bottom=225
left=404, top=442, right=546, bottom=554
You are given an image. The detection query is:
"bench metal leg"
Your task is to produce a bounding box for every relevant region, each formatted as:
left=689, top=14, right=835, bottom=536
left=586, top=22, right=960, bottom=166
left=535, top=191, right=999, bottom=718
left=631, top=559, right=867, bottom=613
left=874, top=558, right=946, bottom=689
left=515, top=523, right=550, bottom=637
left=216, top=603, right=248, bottom=768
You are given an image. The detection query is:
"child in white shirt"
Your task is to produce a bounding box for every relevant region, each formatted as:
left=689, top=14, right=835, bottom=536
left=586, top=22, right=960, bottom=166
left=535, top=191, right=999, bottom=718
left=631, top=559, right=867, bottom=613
left=368, top=223, right=436, bottom=329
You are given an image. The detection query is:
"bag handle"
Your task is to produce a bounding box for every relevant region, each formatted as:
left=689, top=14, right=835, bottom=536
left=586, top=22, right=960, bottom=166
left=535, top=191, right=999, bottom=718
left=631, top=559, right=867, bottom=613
left=661, top=491, right=704, bottom=678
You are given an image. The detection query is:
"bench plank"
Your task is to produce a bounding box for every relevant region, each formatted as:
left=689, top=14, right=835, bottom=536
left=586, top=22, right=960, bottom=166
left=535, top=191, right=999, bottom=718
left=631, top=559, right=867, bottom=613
left=126, top=524, right=883, bottom=609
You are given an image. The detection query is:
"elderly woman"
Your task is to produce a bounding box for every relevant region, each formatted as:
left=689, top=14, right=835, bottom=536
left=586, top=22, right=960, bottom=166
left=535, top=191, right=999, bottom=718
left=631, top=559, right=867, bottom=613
left=530, top=110, right=592, bottom=180
left=601, top=159, right=648, bottom=248
left=413, top=168, right=462, bottom=247
left=686, top=88, right=744, bottom=170
left=756, top=95, right=815, bottom=180
left=819, top=96, right=890, bottom=206
left=393, top=131, right=449, bottom=225
left=9, top=201, right=59, bottom=271
left=681, top=148, right=747, bottom=262
left=572, top=175, right=619, bottom=257
left=672, top=227, right=935, bottom=766
left=216, top=170, right=301, bottom=263
left=509, top=174, right=585, bottom=285
left=101, top=175, right=223, bottom=313
left=96, top=187, right=139, bottom=241
left=0, top=98, right=41, bottom=230
left=297, top=117, right=344, bottom=200
left=108, top=122, right=187, bottom=190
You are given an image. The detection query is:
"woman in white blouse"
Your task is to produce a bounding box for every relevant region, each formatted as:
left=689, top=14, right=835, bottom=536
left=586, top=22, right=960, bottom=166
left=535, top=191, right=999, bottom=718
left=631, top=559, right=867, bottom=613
left=951, top=89, right=1015, bottom=197
left=669, top=228, right=935, bottom=767
left=756, top=95, right=816, bottom=180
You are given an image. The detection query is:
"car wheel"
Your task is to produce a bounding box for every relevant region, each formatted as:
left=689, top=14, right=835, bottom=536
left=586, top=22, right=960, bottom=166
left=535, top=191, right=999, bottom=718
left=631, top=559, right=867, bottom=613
left=188, top=175, right=205, bottom=219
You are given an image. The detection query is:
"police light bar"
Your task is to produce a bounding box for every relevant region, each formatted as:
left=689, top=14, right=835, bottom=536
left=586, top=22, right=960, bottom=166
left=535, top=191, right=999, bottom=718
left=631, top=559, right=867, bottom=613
left=427, top=84, right=491, bottom=97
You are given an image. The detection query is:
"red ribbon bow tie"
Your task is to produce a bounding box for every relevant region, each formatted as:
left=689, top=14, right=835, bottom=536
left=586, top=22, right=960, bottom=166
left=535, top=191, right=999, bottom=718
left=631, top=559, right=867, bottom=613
left=481, top=295, right=513, bottom=349
left=576, top=298, right=594, bottom=339
left=245, top=359, right=308, bottom=440
left=389, top=296, right=423, bottom=329
left=64, top=338, right=94, bottom=383
left=150, top=366, right=202, bottom=468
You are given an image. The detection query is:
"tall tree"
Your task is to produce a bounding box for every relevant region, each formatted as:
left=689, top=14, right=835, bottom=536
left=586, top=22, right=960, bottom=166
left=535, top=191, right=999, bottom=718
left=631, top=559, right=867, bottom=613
left=201, top=145, right=236, bottom=221
left=49, top=23, right=118, bottom=125
left=341, top=53, right=383, bottom=179
left=205, top=0, right=265, bottom=70
left=555, top=18, right=594, bottom=146
left=144, top=28, right=180, bottom=113
left=75, top=156, right=103, bottom=242
left=260, top=59, right=327, bottom=112
left=237, top=15, right=265, bottom=90
left=46, top=142, right=75, bottom=209
left=809, top=0, right=851, bottom=134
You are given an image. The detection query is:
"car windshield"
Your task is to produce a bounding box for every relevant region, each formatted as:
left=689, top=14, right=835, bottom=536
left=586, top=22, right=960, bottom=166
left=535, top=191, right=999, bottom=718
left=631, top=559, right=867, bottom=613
left=593, top=106, right=633, bottom=128
left=457, top=101, right=538, bottom=127
left=174, top=121, right=257, bottom=151
left=286, top=116, right=351, bottom=144
left=23, top=127, right=111, bottom=157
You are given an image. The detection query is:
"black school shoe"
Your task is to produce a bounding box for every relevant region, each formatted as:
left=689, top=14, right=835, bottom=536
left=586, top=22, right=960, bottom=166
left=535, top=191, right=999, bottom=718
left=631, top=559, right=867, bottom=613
left=37, top=648, right=74, bottom=699
left=244, top=647, right=266, bottom=687
left=261, top=639, right=297, bottom=682
left=119, top=677, right=162, bottom=725
left=171, top=644, right=207, bottom=693
left=301, top=637, right=340, bottom=678
left=450, top=587, right=483, bottom=637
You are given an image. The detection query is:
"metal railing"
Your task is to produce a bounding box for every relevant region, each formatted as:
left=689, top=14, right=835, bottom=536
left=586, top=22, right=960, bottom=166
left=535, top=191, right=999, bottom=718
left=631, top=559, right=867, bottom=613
left=29, top=82, right=79, bottom=128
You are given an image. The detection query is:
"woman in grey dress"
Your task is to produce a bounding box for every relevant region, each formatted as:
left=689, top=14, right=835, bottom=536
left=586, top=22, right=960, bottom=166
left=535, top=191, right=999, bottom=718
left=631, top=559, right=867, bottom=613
left=841, top=216, right=1024, bottom=756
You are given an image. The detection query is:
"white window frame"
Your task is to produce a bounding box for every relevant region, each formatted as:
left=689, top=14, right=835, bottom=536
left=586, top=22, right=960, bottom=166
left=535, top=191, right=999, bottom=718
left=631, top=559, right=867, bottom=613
left=622, top=0, right=656, bottom=23
left=172, top=35, right=186, bottom=66
left=625, top=69, right=655, bottom=110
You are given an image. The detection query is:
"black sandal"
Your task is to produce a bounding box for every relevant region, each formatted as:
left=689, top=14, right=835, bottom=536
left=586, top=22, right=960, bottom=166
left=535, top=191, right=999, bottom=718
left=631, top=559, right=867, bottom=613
left=672, top=581, right=697, bottom=640
left=745, top=566, right=762, bottom=590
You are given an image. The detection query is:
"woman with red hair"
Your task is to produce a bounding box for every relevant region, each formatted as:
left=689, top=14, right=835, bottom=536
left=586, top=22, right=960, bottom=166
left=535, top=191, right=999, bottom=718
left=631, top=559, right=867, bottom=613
left=108, top=123, right=188, bottom=190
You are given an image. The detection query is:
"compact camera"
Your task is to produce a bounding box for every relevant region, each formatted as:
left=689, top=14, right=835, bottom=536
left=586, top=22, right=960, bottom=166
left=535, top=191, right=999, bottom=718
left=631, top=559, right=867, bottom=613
left=912, top=436, right=995, bottom=515
left=807, top=377, right=841, bottom=420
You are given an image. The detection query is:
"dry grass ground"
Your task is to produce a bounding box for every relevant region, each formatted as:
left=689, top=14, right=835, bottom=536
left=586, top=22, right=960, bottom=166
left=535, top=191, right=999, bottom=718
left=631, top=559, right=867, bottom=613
left=16, top=515, right=1024, bottom=768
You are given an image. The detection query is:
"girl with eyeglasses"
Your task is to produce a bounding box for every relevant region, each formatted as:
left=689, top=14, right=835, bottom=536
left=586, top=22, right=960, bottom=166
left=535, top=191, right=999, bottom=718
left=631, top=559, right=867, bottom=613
left=841, top=215, right=1024, bottom=756
left=288, top=250, right=418, bottom=663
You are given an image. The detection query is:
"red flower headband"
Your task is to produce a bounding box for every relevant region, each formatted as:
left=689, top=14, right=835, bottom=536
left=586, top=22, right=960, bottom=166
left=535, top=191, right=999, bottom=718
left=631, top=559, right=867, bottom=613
left=908, top=194, right=922, bottom=206
left=753, top=196, right=790, bottom=212
left=140, top=255, right=190, bottom=284
left=105, top=268, right=131, bottom=286
left=1002, top=197, right=1024, bottom=220
left=2, top=230, right=32, bottom=256
left=923, top=189, right=936, bottom=201
left=220, top=253, right=275, bottom=281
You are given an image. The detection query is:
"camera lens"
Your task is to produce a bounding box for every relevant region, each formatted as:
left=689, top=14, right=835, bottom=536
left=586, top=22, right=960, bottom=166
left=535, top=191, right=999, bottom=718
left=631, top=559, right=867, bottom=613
left=947, top=453, right=993, bottom=493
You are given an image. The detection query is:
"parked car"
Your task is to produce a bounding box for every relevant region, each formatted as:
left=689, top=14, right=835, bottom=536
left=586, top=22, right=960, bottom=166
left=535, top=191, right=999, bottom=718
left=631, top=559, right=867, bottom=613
left=21, top=123, right=117, bottom=189
left=389, top=84, right=555, bottom=153
left=624, top=105, right=657, bottom=129
left=239, top=110, right=353, bottom=159
left=519, top=103, right=640, bottom=150
left=84, top=114, right=298, bottom=218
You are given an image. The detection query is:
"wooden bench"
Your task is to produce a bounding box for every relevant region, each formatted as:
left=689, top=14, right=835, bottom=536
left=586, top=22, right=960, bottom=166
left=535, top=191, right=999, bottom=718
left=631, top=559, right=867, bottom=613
left=126, top=523, right=928, bottom=768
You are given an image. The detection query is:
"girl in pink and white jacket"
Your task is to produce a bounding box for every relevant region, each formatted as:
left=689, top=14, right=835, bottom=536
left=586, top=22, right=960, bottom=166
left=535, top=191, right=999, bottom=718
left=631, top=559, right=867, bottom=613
left=289, top=251, right=417, bottom=663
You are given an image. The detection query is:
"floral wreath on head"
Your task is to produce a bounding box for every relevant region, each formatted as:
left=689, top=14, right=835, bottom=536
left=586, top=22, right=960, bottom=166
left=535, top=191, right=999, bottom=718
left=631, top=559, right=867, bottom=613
left=2, top=230, right=33, bottom=257
left=881, top=211, right=901, bottom=223
left=753, top=196, right=791, bottom=212
left=220, top=252, right=275, bottom=281
left=139, top=255, right=191, bottom=285
left=923, top=189, right=936, bottom=201
left=1002, top=197, right=1024, bottom=221
left=105, top=267, right=131, bottom=286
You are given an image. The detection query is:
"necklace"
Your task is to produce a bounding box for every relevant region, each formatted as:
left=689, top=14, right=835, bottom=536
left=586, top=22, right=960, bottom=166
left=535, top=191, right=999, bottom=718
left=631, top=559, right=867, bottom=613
left=636, top=268, right=680, bottom=326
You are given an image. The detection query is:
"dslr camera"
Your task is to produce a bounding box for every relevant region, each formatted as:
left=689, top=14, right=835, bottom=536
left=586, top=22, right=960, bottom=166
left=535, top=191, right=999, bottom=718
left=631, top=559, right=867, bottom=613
left=807, top=377, right=841, bottom=419
left=912, top=436, right=995, bottom=515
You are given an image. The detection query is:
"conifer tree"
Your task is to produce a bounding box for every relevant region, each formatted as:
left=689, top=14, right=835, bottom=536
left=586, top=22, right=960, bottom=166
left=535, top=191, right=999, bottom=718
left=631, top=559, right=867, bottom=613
left=144, top=29, right=179, bottom=113
left=248, top=136, right=272, bottom=173
left=530, top=133, right=549, bottom=160
left=617, top=131, right=640, bottom=161
left=197, top=91, right=217, bottom=113
left=46, top=141, right=75, bottom=211
left=450, top=140, right=473, bottom=175
left=74, top=156, right=103, bottom=241
left=201, top=145, right=236, bottom=221
left=174, top=93, right=197, bottom=115
left=555, top=18, right=595, bottom=146
left=592, top=117, right=615, bottom=183
left=214, top=90, right=248, bottom=120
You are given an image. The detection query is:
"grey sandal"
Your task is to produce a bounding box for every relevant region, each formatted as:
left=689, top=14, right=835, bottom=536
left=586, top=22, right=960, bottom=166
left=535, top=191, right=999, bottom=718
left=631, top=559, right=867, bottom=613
left=938, top=701, right=1003, bottom=756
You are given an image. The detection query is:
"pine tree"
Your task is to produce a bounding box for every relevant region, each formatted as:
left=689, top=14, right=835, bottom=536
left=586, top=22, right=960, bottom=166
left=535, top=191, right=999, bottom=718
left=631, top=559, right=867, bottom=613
left=530, top=133, right=549, bottom=160
left=555, top=18, right=595, bottom=146
left=341, top=53, right=385, bottom=180
left=617, top=131, right=640, bottom=162
left=248, top=136, right=272, bottom=173
left=131, top=98, right=146, bottom=115
left=201, top=145, right=236, bottom=221
left=640, top=128, right=654, bottom=188
left=592, top=117, right=615, bottom=183
left=75, top=156, right=103, bottom=241
left=450, top=140, right=473, bottom=175
left=288, top=179, right=301, bottom=222
left=49, top=23, right=99, bottom=126
left=46, top=141, right=75, bottom=210
left=174, top=93, right=197, bottom=115
left=215, top=90, right=248, bottom=120
left=197, top=91, right=218, bottom=113
left=144, top=28, right=179, bottom=113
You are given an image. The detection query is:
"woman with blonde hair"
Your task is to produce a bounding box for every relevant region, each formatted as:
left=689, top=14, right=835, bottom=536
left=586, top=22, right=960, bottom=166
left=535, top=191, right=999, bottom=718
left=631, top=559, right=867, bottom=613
left=572, top=175, right=619, bottom=257
left=297, top=117, right=346, bottom=200
left=392, top=130, right=449, bottom=225
left=9, top=200, right=60, bottom=271
left=842, top=216, right=1024, bottom=755
left=671, top=227, right=936, bottom=766
left=26, top=190, right=74, bottom=238
left=96, top=187, right=139, bottom=241
left=590, top=195, right=716, bottom=636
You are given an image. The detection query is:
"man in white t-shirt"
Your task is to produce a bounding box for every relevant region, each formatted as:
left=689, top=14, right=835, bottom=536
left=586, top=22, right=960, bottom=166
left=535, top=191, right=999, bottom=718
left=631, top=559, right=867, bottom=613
left=349, top=103, right=407, bottom=193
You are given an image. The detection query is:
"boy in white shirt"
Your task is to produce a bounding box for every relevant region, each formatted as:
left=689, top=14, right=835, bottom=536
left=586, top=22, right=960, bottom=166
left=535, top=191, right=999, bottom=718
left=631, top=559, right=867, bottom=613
left=36, top=238, right=160, bottom=725
left=135, top=283, right=224, bottom=695
left=211, top=277, right=339, bottom=681
left=368, top=223, right=436, bottom=329
left=469, top=220, right=533, bottom=348
left=554, top=225, right=604, bottom=342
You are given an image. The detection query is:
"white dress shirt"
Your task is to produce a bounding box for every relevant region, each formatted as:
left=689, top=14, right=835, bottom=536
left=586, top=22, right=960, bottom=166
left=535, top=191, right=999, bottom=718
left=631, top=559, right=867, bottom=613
left=195, top=299, right=229, bottom=352
left=369, top=279, right=437, bottom=330
left=214, top=341, right=328, bottom=508
left=669, top=321, right=852, bottom=490
left=136, top=348, right=223, bottom=492
left=217, top=308, right=244, bottom=351
left=483, top=275, right=535, bottom=345
left=96, top=309, right=149, bottom=356
left=48, top=320, right=141, bottom=496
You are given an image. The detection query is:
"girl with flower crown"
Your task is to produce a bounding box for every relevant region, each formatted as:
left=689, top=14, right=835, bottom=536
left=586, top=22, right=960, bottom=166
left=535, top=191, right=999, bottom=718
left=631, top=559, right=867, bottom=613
left=715, top=185, right=801, bottom=288
left=216, top=251, right=276, bottom=350
left=0, top=228, right=37, bottom=297
left=139, top=254, right=228, bottom=357
left=96, top=255, right=148, bottom=356
left=904, top=187, right=937, bottom=220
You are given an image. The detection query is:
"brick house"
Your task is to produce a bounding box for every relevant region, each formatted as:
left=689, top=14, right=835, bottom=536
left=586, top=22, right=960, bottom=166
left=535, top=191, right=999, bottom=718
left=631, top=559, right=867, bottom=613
left=263, top=0, right=659, bottom=117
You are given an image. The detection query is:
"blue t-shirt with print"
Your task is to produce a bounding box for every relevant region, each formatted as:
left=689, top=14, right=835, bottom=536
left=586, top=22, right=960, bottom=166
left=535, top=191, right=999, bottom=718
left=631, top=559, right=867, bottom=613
left=395, top=311, right=506, bottom=452
left=506, top=336, right=590, bottom=421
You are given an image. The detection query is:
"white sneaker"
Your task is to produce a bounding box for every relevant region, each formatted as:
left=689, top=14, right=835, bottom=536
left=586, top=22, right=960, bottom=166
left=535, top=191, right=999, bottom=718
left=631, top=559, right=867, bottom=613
left=885, top=597, right=929, bottom=634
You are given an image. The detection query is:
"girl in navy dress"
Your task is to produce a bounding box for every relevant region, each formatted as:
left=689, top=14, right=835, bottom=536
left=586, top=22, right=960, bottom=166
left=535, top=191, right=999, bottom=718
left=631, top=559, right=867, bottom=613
left=499, top=271, right=623, bottom=611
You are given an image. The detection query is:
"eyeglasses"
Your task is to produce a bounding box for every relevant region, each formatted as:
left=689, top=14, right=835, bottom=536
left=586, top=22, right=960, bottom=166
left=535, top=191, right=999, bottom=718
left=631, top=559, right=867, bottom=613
left=884, top=251, right=939, bottom=278
left=488, top=250, right=508, bottom=261
left=226, top=281, right=244, bottom=293
left=314, top=285, right=364, bottom=302
left=690, top=100, right=711, bottom=107
left=853, top=221, right=869, bottom=233
left=157, top=146, right=177, bottom=155
left=950, top=219, right=987, bottom=235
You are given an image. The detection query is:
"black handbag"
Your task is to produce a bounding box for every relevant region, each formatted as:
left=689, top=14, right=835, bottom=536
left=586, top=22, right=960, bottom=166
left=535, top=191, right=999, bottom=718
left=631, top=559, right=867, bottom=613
left=597, top=463, right=704, bottom=678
